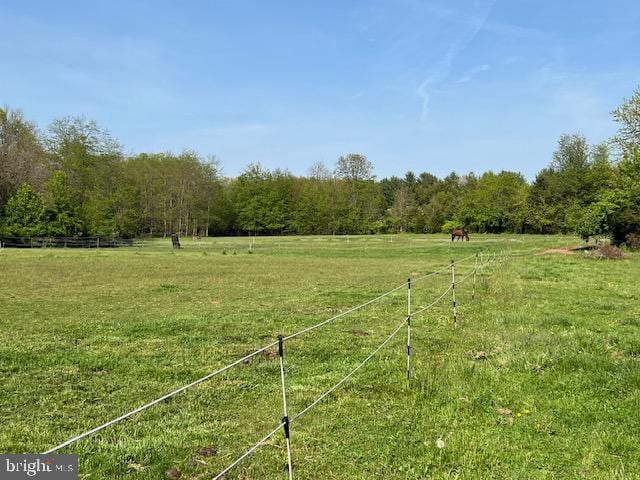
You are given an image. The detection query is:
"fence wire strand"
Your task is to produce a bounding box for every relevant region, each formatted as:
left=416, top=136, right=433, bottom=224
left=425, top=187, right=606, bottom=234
left=291, top=318, right=407, bottom=423
left=42, top=251, right=503, bottom=455
left=283, top=282, right=408, bottom=341
left=456, top=268, right=477, bottom=285
left=212, top=421, right=285, bottom=480
left=411, top=253, right=476, bottom=285
left=42, top=340, right=279, bottom=454
left=43, top=280, right=409, bottom=453
left=212, top=252, right=505, bottom=477
left=409, top=284, right=454, bottom=317
left=410, top=264, right=450, bottom=284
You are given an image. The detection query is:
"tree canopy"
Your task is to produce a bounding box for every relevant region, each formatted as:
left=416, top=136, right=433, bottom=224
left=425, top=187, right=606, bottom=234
left=1, top=86, right=639, bottom=245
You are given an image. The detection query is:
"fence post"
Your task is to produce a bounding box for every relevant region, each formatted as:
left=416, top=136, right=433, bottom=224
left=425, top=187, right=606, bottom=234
left=278, top=335, right=293, bottom=480
left=472, top=253, right=478, bottom=300
left=406, top=277, right=411, bottom=383
left=451, top=260, right=457, bottom=326
left=480, top=251, right=484, bottom=284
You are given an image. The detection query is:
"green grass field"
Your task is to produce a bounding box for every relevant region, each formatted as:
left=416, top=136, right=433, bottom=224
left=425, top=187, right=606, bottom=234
left=1, top=235, right=639, bottom=479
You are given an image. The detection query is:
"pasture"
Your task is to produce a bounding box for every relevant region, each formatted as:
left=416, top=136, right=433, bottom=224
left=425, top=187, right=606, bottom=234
left=1, top=234, right=639, bottom=479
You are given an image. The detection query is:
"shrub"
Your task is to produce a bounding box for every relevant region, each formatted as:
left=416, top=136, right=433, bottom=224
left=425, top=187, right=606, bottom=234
left=588, top=244, right=625, bottom=259
left=624, top=233, right=640, bottom=250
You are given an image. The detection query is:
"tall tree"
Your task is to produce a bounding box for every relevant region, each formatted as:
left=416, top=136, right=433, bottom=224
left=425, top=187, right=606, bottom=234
left=43, top=171, right=83, bottom=236
left=334, top=153, right=374, bottom=181
left=611, top=85, right=640, bottom=153
left=332, top=154, right=381, bottom=233
left=0, top=108, right=48, bottom=208
left=388, top=185, right=415, bottom=232
left=459, top=171, right=528, bottom=233
left=1, top=184, right=47, bottom=236
left=46, top=116, right=123, bottom=235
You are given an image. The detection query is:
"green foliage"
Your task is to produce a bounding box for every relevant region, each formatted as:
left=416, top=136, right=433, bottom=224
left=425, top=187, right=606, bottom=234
left=2, top=85, right=640, bottom=242
left=43, top=171, right=84, bottom=236
left=565, top=200, right=614, bottom=241
left=388, top=185, right=415, bottom=233
left=441, top=219, right=458, bottom=234
left=0, top=107, right=48, bottom=208
left=526, top=136, right=618, bottom=237
left=334, top=153, right=375, bottom=181
left=458, top=171, right=528, bottom=233
left=611, top=85, right=640, bottom=153
left=606, top=149, right=640, bottom=245
left=232, top=164, right=294, bottom=234
left=122, top=152, right=226, bottom=237
left=1, top=184, right=47, bottom=236
left=290, top=177, right=334, bottom=234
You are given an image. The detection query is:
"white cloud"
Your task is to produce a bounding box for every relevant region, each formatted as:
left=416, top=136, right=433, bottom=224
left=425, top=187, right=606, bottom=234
left=417, top=0, right=496, bottom=122
left=455, top=63, right=491, bottom=84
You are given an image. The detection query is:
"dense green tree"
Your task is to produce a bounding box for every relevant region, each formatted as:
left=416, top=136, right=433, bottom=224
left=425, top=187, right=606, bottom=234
left=526, top=168, right=561, bottom=234
left=232, top=164, right=294, bottom=234
left=122, top=152, right=222, bottom=236
left=47, top=116, right=121, bottom=196
left=606, top=150, right=640, bottom=245
left=2, top=86, right=640, bottom=245
left=379, top=176, right=404, bottom=211
left=330, top=154, right=381, bottom=234
left=526, top=134, right=609, bottom=234
left=291, top=177, right=334, bottom=234
left=1, top=184, right=47, bottom=236
left=459, top=171, right=528, bottom=233
left=43, top=171, right=83, bottom=236
left=46, top=116, right=123, bottom=235
left=0, top=108, right=48, bottom=208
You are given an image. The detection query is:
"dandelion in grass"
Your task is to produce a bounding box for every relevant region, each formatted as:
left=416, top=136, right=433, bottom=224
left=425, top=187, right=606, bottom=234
left=436, top=438, right=445, bottom=449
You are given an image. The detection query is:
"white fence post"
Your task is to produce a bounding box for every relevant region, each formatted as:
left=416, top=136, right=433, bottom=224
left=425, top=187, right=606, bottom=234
left=278, top=335, right=293, bottom=480
left=406, top=277, right=411, bottom=383
left=472, top=253, right=478, bottom=300
left=451, top=260, right=457, bottom=326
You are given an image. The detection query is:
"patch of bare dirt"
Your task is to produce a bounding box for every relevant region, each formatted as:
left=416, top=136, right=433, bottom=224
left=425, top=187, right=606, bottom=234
left=196, top=445, right=217, bottom=457
left=350, top=329, right=370, bottom=337
left=536, top=248, right=574, bottom=256
left=165, top=467, right=182, bottom=479
left=466, top=350, right=488, bottom=360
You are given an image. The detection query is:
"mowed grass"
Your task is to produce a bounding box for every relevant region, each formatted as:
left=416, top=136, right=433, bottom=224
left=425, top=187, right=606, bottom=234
left=1, top=234, right=639, bottom=479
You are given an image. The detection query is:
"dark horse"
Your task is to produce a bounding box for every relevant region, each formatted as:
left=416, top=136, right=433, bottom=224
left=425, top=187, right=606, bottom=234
left=451, top=228, right=469, bottom=242
left=171, top=233, right=181, bottom=249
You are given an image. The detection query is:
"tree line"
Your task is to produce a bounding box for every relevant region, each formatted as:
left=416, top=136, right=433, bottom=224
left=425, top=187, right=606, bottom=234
left=1, top=86, right=639, bottom=245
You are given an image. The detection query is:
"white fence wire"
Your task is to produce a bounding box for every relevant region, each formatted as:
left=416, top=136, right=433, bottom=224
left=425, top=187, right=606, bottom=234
left=42, top=250, right=506, bottom=478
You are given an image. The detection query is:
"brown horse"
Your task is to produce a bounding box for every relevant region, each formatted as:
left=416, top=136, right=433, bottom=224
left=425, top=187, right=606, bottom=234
left=451, top=228, right=469, bottom=241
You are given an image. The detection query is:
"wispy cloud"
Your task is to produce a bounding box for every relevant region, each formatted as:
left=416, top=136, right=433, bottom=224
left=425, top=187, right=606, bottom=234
left=417, top=0, right=496, bottom=122
left=481, top=20, right=550, bottom=40
left=455, top=63, right=490, bottom=83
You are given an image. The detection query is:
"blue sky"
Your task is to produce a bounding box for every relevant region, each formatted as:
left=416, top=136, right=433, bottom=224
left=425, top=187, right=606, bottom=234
left=1, top=0, right=639, bottom=179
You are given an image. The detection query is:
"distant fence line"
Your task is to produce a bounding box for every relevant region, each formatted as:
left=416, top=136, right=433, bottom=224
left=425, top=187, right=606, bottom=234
left=39, top=250, right=507, bottom=478
left=0, top=236, right=143, bottom=248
